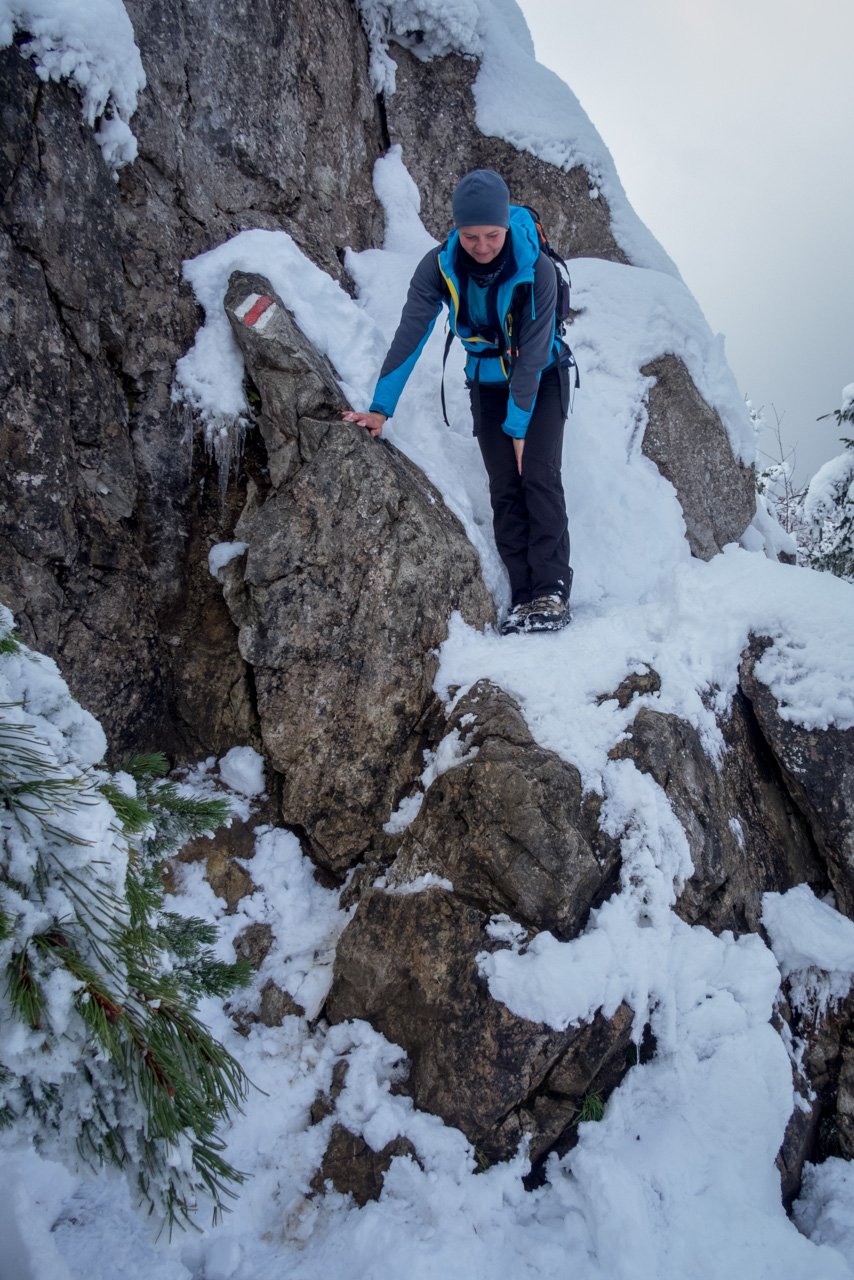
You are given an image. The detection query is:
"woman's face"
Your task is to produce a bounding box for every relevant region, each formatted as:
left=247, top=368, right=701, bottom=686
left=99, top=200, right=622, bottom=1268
left=458, top=225, right=507, bottom=264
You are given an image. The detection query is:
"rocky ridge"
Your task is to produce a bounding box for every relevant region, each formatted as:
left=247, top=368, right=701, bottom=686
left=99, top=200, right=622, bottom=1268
left=2, top=0, right=853, bottom=1218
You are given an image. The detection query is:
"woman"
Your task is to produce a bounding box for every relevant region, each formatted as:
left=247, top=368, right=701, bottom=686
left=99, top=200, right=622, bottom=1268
left=343, top=169, right=573, bottom=634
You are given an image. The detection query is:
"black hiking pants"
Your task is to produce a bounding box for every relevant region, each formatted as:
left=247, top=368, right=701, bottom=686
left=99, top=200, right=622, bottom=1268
left=472, top=363, right=571, bottom=607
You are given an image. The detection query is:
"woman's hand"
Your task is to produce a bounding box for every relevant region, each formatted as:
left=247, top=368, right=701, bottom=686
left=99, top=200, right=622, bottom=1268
left=343, top=410, right=387, bottom=437
left=513, top=436, right=525, bottom=475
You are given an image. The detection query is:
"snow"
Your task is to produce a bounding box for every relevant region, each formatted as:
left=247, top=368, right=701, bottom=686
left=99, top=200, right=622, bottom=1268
left=9, top=0, right=854, bottom=1275
left=208, top=541, right=249, bottom=577
left=383, top=721, right=480, bottom=833
left=175, top=230, right=385, bottom=428
left=22, top=792, right=854, bottom=1280
left=218, top=746, right=265, bottom=798
left=804, top=447, right=854, bottom=529
left=176, top=144, right=757, bottom=605
left=384, top=871, right=454, bottom=895
left=0, top=0, right=145, bottom=169
left=0, top=1152, right=76, bottom=1280
left=795, top=1160, right=854, bottom=1268
left=763, top=885, right=854, bottom=1021
left=174, top=825, right=355, bottom=1022
left=0, top=608, right=145, bottom=1198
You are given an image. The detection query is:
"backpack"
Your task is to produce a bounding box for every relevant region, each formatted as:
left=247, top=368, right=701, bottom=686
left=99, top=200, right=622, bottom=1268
left=521, top=205, right=574, bottom=335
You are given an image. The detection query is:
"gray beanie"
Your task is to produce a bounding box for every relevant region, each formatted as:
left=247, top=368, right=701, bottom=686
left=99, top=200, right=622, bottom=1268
left=452, top=169, right=510, bottom=229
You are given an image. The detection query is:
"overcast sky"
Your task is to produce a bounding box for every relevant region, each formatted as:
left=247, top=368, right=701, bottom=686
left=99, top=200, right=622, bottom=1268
left=516, top=0, right=854, bottom=482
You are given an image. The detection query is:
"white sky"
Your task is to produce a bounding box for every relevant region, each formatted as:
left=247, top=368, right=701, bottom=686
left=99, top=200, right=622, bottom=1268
left=517, top=0, right=854, bottom=482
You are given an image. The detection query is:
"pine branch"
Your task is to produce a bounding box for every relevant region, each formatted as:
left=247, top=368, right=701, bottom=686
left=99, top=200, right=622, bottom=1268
left=1, top=697, right=252, bottom=1229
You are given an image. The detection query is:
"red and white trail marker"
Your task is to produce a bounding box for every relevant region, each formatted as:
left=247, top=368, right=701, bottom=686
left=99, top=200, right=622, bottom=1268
left=235, top=293, right=277, bottom=331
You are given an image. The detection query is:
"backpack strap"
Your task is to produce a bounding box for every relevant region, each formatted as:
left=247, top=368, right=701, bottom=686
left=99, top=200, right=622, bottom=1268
left=523, top=205, right=572, bottom=323
left=470, top=357, right=484, bottom=437
left=440, top=327, right=455, bottom=426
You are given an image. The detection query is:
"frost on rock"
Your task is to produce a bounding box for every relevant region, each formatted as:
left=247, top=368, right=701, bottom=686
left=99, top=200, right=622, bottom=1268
left=355, top=0, right=482, bottom=93
left=383, top=725, right=479, bottom=835
left=0, top=0, right=145, bottom=170
left=762, top=885, right=854, bottom=1022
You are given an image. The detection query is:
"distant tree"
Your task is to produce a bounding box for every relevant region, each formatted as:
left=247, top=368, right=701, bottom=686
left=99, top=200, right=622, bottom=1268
left=752, top=389, right=854, bottom=582
left=753, top=402, right=806, bottom=540
left=803, top=385, right=854, bottom=583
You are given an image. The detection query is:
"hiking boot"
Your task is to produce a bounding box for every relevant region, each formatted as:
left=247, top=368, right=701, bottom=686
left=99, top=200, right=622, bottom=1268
left=525, top=593, right=570, bottom=632
left=500, top=601, right=533, bottom=636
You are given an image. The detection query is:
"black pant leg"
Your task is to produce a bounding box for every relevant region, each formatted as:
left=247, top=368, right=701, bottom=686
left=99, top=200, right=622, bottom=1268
left=474, top=382, right=534, bottom=605
left=519, top=366, right=571, bottom=599
left=473, top=366, right=571, bottom=605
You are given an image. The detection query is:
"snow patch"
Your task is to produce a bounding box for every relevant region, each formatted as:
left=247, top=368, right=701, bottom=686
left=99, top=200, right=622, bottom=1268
left=208, top=541, right=249, bottom=577
left=218, top=746, right=265, bottom=799
left=763, top=884, right=854, bottom=1020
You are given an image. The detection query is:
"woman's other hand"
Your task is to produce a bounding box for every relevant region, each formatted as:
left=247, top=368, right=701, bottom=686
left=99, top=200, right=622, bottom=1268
left=513, top=436, right=524, bottom=475
left=343, top=410, right=387, bottom=437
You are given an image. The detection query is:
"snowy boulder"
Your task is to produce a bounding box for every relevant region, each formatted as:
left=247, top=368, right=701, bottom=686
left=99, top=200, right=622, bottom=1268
left=610, top=697, right=826, bottom=935
left=386, top=680, right=620, bottom=938
left=221, top=275, right=495, bottom=873
left=740, top=636, right=854, bottom=917
left=326, top=885, right=634, bottom=1164
left=640, top=355, right=756, bottom=560
left=224, top=270, right=347, bottom=487
left=311, top=1125, right=418, bottom=1206
left=325, top=682, right=636, bottom=1167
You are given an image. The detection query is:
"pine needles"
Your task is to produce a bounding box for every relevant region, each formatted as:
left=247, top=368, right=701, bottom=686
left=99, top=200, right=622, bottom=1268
left=0, top=657, right=252, bottom=1231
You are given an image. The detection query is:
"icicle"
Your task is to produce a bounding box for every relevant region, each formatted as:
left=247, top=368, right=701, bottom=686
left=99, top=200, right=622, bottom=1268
left=182, top=401, right=195, bottom=476
left=170, top=388, right=249, bottom=511
left=202, top=413, right=248, bottom=510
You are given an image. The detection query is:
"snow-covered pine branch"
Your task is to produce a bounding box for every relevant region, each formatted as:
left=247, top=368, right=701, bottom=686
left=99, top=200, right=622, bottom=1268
left=0, top=607, right=251, bottom=1229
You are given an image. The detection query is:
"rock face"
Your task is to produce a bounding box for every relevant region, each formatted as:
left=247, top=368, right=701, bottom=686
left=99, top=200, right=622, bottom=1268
left=123, top=0, right=385, bottom=280
left=2, top=0, right=851, bottom=1215
left=222, top=273, right=494, bottom=871
left=327, top=884, right=634, bottom=1164
left=1, top=2, right=756, bottom=757
left=382, top=44, right=627, bottom=263
left=1, top=0, right=388, bottom=758
left=740, top=637, right=854, bottom=916
left=640, top=356, right=756, bottom=560
left=326, top=681, right=628, bottom=1162
left=610, top=693, right=827, bottom=935
left=0, top=48, right=168, bottom=753
left=387, top=680, right=620, bottom=938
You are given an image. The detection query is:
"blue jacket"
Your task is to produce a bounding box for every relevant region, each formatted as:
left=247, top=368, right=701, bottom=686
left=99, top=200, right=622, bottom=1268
left=369, top=206, right=559, bottom=438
